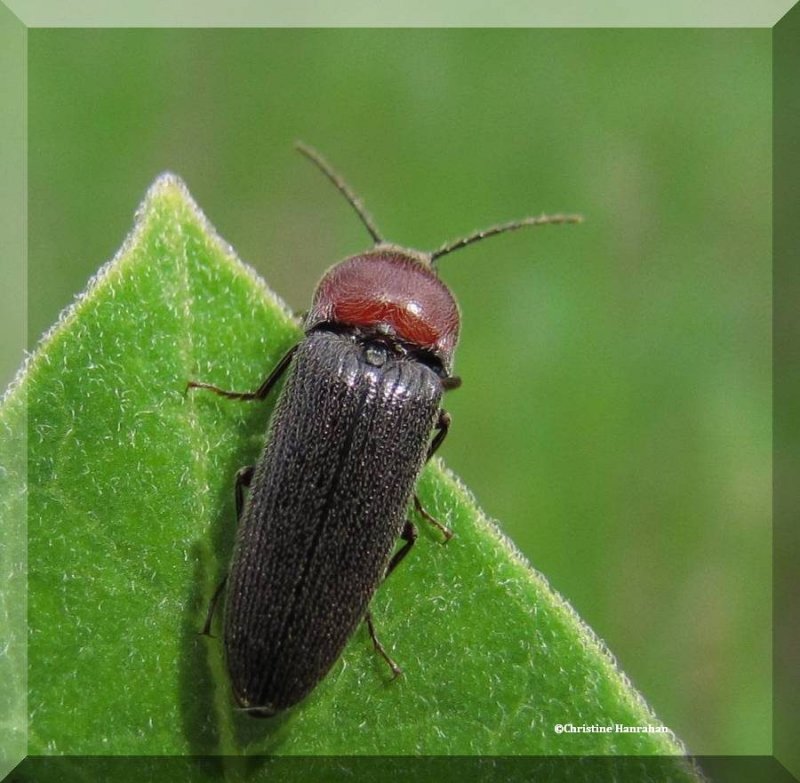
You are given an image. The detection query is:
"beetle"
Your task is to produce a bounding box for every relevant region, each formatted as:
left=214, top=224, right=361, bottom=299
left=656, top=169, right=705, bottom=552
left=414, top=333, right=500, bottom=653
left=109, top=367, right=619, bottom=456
left=188, top=142, right=580, bottom=716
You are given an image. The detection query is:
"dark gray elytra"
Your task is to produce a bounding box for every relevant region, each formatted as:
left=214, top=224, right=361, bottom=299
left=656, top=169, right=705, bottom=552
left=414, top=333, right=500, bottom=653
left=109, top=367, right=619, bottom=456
left=189, top=143, right=581, bottom=716
left=226, top=331, right=442, bottom=714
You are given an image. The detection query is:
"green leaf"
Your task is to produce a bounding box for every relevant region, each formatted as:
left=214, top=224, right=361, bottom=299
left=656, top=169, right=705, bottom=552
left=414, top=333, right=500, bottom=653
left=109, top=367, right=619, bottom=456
left=8, top=174, right=697, bottom=772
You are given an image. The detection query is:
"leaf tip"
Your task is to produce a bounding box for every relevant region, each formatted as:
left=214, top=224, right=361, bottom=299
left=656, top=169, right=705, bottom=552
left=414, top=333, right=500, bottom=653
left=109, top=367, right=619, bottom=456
left=139, top=171, right=195, bottom=218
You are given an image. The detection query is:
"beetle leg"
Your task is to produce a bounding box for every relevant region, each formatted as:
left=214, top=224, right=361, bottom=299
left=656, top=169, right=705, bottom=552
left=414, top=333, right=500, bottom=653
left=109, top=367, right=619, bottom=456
left=426, top=409, right=451, bottom=461
left=385, top=519, right=418, bottom=578
left=362, top=520, right=418, bottom=677
left=200, top=576, right=228, bottom=638
left=201, top=465, right=255, bottom=637
left=413, top=493, right=453, bottom=542
left=365, top=610, right=403, bottom=679
left=417, top=409, right=454, bottom=540
left=187, top=344, right=298, bottom=401
left=235, top=465, right=255, bottom=520
left=442, top=375, right=462, bottom=391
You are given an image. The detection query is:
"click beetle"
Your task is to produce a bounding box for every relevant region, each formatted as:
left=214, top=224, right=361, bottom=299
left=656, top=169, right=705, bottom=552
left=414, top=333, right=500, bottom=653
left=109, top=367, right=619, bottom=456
left=188, top=143, right=580, bottom=716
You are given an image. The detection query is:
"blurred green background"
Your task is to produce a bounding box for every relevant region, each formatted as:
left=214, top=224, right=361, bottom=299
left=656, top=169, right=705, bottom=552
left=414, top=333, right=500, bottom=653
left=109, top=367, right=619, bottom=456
left=28, top=29, right=771, bottom=755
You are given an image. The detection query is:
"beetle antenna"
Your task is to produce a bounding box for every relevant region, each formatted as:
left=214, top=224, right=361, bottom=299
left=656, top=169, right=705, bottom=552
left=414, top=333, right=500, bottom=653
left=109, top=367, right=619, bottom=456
left=295, top=141, right=384, bottom=245
left=430, top=213, right=583, bottom=265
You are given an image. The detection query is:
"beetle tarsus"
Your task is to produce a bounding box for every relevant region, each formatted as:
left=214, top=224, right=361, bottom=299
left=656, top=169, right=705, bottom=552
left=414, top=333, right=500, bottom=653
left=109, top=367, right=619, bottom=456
left=413, top=494, right=453, bottom=542
left=186, top=380, right=258, bottom=401
left=365, top=610, right=403, bottom=679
